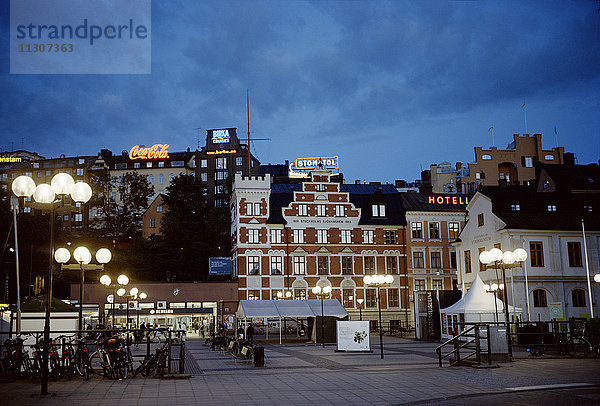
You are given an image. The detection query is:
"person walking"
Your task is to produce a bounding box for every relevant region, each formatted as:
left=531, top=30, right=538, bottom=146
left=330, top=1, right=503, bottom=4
left=246, top=324, right=255, bottom=344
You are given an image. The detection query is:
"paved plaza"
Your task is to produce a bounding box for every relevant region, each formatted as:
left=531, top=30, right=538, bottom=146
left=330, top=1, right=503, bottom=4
left=1, top=336, right=599, bottom=405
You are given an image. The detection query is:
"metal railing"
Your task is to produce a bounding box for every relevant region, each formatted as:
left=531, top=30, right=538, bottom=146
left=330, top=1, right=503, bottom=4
left=436, top=324, right=491, bottom=367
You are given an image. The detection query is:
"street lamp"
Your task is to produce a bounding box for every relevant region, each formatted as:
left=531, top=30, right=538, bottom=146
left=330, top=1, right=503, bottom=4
left=311, top=285, right=332, bottom=348
left=363, top=274, right=394, bottom=359
left=118, top=286, right=143, bottom=330
left=357, top=298, right=364, bottom=321
left=55, top=246, right=111, bottom=336
left=479, top=248, right=528, bottom=358
left=12, top=173, right=92, bottom=396
left=483, top=283, right=504, bottom=322
left=100, top=274, right=129, bottom=328
left=137, top=292, right=148, bottom=327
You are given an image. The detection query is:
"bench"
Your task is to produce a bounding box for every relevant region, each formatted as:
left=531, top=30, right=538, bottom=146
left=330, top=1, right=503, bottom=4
left=233, top=345, right=253, bottom=364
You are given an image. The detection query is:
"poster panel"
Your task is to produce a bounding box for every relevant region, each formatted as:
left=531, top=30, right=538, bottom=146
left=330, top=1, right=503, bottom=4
left=336, top=320, right=370, bottom=352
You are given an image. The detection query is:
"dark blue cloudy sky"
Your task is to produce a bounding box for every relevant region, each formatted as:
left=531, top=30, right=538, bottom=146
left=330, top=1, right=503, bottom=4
left=1, top=1, right=599, bottom=183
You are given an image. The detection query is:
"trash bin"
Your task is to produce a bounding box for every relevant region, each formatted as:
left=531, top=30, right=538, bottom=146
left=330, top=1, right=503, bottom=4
left=253, top=345, right=264, bottom=367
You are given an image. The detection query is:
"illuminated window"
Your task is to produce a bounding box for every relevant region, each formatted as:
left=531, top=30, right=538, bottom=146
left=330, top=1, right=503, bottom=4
left=511, top=204, right=520, bottom=211
left=298, top=204, right=308, bottom=216
left=270, top=229, right=282, bottom=244
left=247, top=256, right=260, bottom=275
left=386, top=256, right=398, bottom=274
left=33, top=162, right=40, bottom=168
left=236, top=157, right=242, bottom=166
left=429, top=222, right=440, bottom=239
left=317, top=229, right=328, bottom=244
left=413, top=252, right=424, bottom=268
left=248, top=229, right=260, bottom=244
left=448, top=222, right=460, bottom=239
left=270, top=256, right=283, bottom=275
left=293, top=256, right=306, bottom=275
left=522, top=156, right=534, bottom=167
left=171, top=161, right=184, bottom=167
left=201, top=173, right=207, bottom=182
left=134, top=162, right=140, bottom=168
left=411, top=222, right=423, bottom=239
left=293, top=229, right=304, bottom=244
left=150, top=218, right=156, bottom=228
left=372, top=204, right=386, bottom=217
left=363, top=230, right=374, bottom=244
left=216, top=158, right=227, bottom=169
left=342, top=256, right=353, bottom=275
left=158, top=162, right=165, bottom=168
left=317, top=257, right=329, bottom=275
left=341, top=230, right=352, bottom=244
left=544, top=155, right=555, bottom=161
left=364, top=256, right=375, bottom=274
left=335, top=205, right=345, bottom=217
left=482, top=154, right=492, bottom=160
left=146, top=162, right=152, bottom=168
left=294, top=289, right=306, bottom=300
left=547, top=204, right=557, bottom=212
left=156, top=205, right=163, bottom=212
left=584, top=205, right=592, bottom=212
left=248, top=290, right=260, bottom=300
left=76, top=168, right=84, bottom=176
left=23, top=207, right=31, bottom=213
left=316, top=204, right=326, bottom=216
left=201, top=159, right=207, bottom=168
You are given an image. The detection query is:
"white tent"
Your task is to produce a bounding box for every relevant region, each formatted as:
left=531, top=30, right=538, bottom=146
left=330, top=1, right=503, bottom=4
left=236, top=299, right=348, bottom=344
left=439, top=275, right=522, bottom=340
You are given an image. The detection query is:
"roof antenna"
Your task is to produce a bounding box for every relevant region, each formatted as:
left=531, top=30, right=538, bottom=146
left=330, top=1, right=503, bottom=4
left=194, top=127, right=202, bottom=150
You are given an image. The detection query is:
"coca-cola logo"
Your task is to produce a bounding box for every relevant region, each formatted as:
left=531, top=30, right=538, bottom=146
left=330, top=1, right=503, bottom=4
left=129, top=144, right=170, bottom=160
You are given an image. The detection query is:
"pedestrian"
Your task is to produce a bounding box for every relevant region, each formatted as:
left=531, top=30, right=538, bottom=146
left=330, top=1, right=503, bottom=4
left=246, top=324, right=255, bottom=344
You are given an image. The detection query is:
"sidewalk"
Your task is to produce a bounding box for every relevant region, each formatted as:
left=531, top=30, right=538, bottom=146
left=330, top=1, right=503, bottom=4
left=1, top=336, right=599, bottom=405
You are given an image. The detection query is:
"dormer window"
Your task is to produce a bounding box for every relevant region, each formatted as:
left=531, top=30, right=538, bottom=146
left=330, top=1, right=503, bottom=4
left=547, top=204, right=557, bottom=212
left=482, top=154, right=492, bottom=160
left=372, top=204, right=386, bottom=217
left=511, top=204, right=520, bottom=211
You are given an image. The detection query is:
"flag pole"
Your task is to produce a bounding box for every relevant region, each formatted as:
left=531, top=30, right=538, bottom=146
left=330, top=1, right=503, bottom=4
left=522, top=103, right=527, bottom=135
left=489, top=125, right=494, bottom=147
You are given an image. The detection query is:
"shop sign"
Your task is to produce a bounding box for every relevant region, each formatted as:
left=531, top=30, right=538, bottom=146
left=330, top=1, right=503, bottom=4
left=150, top=309, right=174, bottom=314
left=0, top=156, right=21, bottom=162
left=129, top=144, right=170, bottom=160
left=209, top=257, right=232, bottom=275
left=428, top=195, right=469, bottom=205
left=291, top=156, right=339, bottom=171
left=212, top=129, right=230, bottom=144
left=207, top=149, right=237, bottom=155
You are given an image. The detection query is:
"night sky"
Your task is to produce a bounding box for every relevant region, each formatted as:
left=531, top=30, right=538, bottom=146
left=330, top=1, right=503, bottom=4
left=1, top=0, right=599, bottom=183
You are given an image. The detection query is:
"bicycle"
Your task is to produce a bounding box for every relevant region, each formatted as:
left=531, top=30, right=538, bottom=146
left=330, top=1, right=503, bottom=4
left=89, top=336, right=113, bottom=378
left=133, top=341, right=169, bottom=378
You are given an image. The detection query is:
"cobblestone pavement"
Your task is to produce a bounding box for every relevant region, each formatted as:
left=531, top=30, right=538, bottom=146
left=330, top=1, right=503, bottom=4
left=1, top=336, right=599, bottom=405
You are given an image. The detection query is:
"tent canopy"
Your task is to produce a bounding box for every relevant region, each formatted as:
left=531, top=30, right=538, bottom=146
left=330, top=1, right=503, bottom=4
left=236, top=299, right=348, bottom=319
left=19, top=294, right=79, bottom=313
left=440, top=275, right=522, bottom=314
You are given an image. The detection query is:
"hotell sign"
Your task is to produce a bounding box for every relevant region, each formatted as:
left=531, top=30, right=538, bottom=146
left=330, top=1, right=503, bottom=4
left=129, top=144, right=170, bottom=160
left=428, top=195, right=469, bottom=205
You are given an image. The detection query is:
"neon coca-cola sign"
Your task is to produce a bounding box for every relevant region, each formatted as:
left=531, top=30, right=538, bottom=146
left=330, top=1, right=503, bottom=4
left=129, top=144, right=170, bottom=160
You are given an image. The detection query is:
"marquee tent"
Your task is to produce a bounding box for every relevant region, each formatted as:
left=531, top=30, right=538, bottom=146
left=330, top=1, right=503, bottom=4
left=439, top=275, right=522, bottom=340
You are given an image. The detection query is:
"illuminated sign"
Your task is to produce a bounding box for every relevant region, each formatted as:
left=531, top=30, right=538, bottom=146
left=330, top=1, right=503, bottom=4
left=291, top=156, right=339, bottom=171
left=428, top=195, right=470, bottom=205
left=212, top=129, right=230, bottom=144
left=0, top=157, right=22, bottom=162
left=207, top=149, right=237, bottom=155
left=150, top=309, right=174, bottom=314
left=129, top=144, right=170, bottom=160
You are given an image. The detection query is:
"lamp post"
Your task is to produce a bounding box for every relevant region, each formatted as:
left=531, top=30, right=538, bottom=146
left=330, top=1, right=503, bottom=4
left=12, top=173, right=92, bottom=396
left=479, top=248, right=528, bottom=358
left=363, top=274, right=394, bottom=359
left=137, top=292, right=147, bottom=327
left=118, top=287, right=141, bottom=330
left=55, top=247, right=111, bottom=336
left=357, top=298, right=364, bottom=321
left=483, top=283, right=504, bottom=322
left=311, top=285, right=332, bottom=348
left=100, top=274, right=129, bottom=328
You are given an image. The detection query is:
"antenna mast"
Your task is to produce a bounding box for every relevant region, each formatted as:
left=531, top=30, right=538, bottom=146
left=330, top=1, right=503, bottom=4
left=247, top=90, right=251, bottom=176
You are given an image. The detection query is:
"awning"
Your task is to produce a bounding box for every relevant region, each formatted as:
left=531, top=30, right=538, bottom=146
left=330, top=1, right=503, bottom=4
left=236, top=299, right=348, bottom=319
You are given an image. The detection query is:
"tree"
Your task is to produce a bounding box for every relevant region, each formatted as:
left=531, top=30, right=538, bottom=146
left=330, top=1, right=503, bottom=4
left=89, top=170, right=154, bottom=246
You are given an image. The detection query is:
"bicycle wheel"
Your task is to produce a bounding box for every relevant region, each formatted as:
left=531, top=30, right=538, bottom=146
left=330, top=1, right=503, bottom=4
left=89, top=351, right=110, bottom=376
left=568, top=337, right=591, bottom=358
left=74, top=350, right=89, bottom=380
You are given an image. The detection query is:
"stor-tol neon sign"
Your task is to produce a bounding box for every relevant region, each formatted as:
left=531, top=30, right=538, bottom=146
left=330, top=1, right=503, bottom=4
left=129, top=144, right=170, bottom=160
left=428, top=195, right=469, bottom=205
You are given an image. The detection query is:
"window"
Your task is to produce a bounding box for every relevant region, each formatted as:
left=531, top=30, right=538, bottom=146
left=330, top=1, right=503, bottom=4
left=45, top=170, right=51, bottom=176
left=171, top=161, right=184, bottom=167
left=450, top=251, right=457, bottom=269
left=335, top=205, right=345, bottom=217
left=429, top=222, right=440, bottom=239
left=23, top=206, right=31, bottom=214
left=432, top=280, right=443, bottom=291
left=448, top=222, right=460, bottom=240
left=76, top=168, right=84, bottom=176
left=547, top=204, right=557, bottom=212
left=201, top=159, right=207, bottom=168
left=477, top=213, right=484, bottom=226
left=372, top=204, right=386, bottom=217
left=293, top=256, right=306, bottom=275
left=294, top=289, right=306, bottom=300
left=158, top=174, right=164, bottom=185
left=413, top=252, right=424, bottom=268
left=584, top=205, right=592, bottom=213
left=464, top=250, right=472, bottom=273
left=201, top=173, right=207, bottom=181
left=115, top=163, right=127, bottom=170
left=431, top=252, right=441, bottom=269
left=317, top=229, right=328, bottom=244
left=63, top=214, right=69, bottom=221
left=414, top=279, right=426, bottom=291
left=411, top=222, right=423, bottom=239
left=499, top=172, right=510, bottom=182
left=385, top=230, right=396, bottom=244
left=315, top=184, right=325, bottom=192
left=146, top=162, right=153, bottom=168
left=156, top=205, right=163, bottom=212
left=567, top=242, right=582, bottom=267
left=134, top=162, right=141, bottom=169
left=270, top=229, right=282, bottom=244
left=248, top=290, right=260, bottom=300
left=158, top=162, right=165, bottom=168
left=33, top=162, right=40, bottom=168
left=298, top=204, right=308, bottom=216
left=533, top=289, right=547, bottom=307
left=342, top=256, right=353, bottom=275
left=523, top=156, right=534, bottom=167
left=317, top=257, right=329, bottom=275
left=366, top=289, right=377, bottom=307
left=293, top=230, right=304, bottom=244
left=72, top=213, right=82, bottom=222
left=37, top=171, right=42, bottom=178
left=364, top=256, right=375, bottom=274
left=340, top=230, right=352, bottom=244
left=572, top=289, right=586, bottom=307
left=363, top=230, right=374, bottom=244
left=248, top=256, right=260, bottom=275
left=482, top=154, right=492, bottom=160
left=245, top=202, right=261, bottom=216
left=148, top=174, right=154, bottom=184
left=150, top=218, right=156, bottom=228
left=316, top=204, right=326, bottom=217
left=270, top=256, right=283, bottom=275
left=386, top=256, right=398, bottom=274
left=544, top=155, right=555, bottom=161
left=511, top=204, right=521, bottom=211
left=343, top=289, right=354, bottom=308
left=169, top=174, right=175, bottom=182
left=388, top=288, right=399, bottom=307
left=248, top=229, right=260, bottom=244
left=216, top=157, right=227, bottom=169
left=236, top=157, right=242, bottom=166
left=530, top=242, right=544, bottom=267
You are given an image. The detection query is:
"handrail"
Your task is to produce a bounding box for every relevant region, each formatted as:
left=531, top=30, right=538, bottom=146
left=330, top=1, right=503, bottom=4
left=436, top=324, right=490, bottom=367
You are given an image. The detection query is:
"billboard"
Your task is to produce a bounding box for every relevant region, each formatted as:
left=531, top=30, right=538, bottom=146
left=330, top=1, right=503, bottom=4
left=209, top=257, right=232, bottom=276
left=291, top=156, right=338, bottom=171
left=211, top=129, right=230, bottom=144
left=336, top=320, right=370, bottom=352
